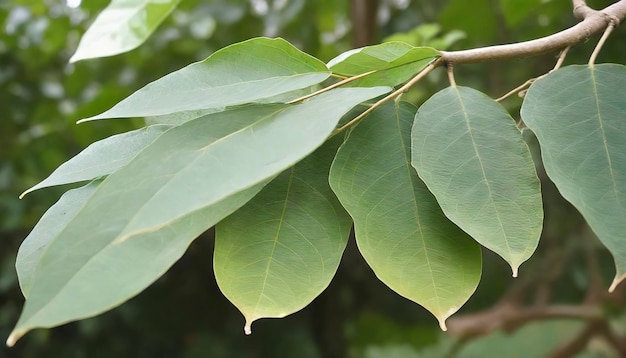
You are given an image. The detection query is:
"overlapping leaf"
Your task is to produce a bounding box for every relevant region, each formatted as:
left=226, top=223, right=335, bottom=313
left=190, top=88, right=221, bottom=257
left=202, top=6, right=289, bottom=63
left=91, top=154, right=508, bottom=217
left=327, top=42, right=439, bottom=87
left=21, top=125, right=170, bottom=197
left=412, top=86, right=542, bottom=276
left=82, top=38, right=331, bottom=121
left=330, top=102, right=482, bottom=329
left=215, top=138, right=351, bottom=334
left=7, top=87, right=388, bottom=346
left=17, top=182, right=100, bottom=298
left=70, top=0, right=181, bottom=63
left=7, top=182, right=266, bottom=347
left=521, top=64, right=626, bottom=291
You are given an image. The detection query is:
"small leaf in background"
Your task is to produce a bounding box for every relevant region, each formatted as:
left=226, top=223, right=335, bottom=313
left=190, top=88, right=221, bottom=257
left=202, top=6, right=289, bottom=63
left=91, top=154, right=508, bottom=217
left=215, top=137, right=351, bottom=335
left=327, top=42, right=439, bottom=87
left=69, top=0, right=182, bottom=63
left=20, top=125, right=170, bottom=197
left=521, top=64, right=626, bottom=291
left=383, top=23, right=466, bottom=51
left=82, top=38, right=331, bottom=121
left=330, top=102, right=482, bottom=329
left=412, top=86, right=543, bottom=276
left=8, top=87, right=388, bottom=345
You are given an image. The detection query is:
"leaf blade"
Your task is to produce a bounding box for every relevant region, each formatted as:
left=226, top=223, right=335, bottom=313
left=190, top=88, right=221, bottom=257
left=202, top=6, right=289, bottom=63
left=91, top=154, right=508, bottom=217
left=521, top=64, right=626, bottom=290
left=20, top=125, right=170, bottom=197
left=330, top=102, right=482, bottom=329
left=412, top=86, right=543, bottom=276
left=327, top=42, right=440, bottom=87
left=69, top=0, right=181, bottom=63
left=215, top=138, right=351, bottom=334
left=8, top=87, right=388, bottom=344
left=82, top=38, right=331, bottom=121
left=7, top=183, right=267, bottom=347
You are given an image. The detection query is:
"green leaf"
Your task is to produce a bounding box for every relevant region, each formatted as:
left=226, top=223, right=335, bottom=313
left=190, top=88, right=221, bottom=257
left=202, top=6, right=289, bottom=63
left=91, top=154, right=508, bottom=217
left=20, top=125, right=170, bottom=197
left=7, top=183, right=266, bottom=347
left=81, top=38, right=331, bottom=121
left=521, top=64, right=626, bottom=291
left=17, top=181, right=100, bottom=298
left=327, top=42, right=439, bottom=87
left=69, top=0, right=182, bottom=63
left=412, top=86, right=542, bottom=276
left=7, top=87, right=388, bottom=346
left=329, top=102, right=482, bottom=329
left=215, top=137, right=351, bottom=334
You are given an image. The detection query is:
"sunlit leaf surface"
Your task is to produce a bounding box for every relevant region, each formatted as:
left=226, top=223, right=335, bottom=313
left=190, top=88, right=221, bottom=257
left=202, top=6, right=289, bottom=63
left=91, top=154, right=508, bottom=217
left=70, top=0, right=182, bottom=62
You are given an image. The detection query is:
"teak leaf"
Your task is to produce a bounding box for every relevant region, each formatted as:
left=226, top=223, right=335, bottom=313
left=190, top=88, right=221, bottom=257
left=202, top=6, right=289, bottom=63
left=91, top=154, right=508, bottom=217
left=330, top=102, right=482, bottom=330
left=412, top=86, right=543, bottom=276
left=8, top=87, right=388, bottom=346
left=215, top=138, right=351, bottom=335
left=20, top=125, right=170, bottom=197
left=521, top=64, right=626, bottom=291
left=82, top=38, right=331, bottom=121
left=69, top=0, right=181, bottom=63
left=327, top=42, right=439, bottom=87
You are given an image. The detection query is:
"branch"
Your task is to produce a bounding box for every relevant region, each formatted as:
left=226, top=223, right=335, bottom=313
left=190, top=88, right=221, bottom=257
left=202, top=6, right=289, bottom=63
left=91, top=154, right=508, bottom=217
left=440, top=0, right=626, bottom=64
left=446, top=304, right=603, bottom=340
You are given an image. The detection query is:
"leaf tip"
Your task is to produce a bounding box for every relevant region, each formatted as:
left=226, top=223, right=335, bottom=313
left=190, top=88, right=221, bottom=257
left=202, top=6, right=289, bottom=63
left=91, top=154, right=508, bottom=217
left=6, top=330, right=23, bottom=347
left=244, top=320, right=252, bottom=335
left=76, top=117, right=95, bottom=124
left=438, top=318, right=448, bottom=331
left=609, top=274, right=626, bottom=293
left=512, top=265, right=519, bottom=278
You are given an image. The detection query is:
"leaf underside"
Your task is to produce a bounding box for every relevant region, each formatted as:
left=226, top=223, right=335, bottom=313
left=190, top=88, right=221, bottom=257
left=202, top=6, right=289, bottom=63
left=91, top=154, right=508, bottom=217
left=521, top=64, right=626, bottom=291
left=411, top=86, right=543, bottom=276
left=330, top=102, right=482, bottom=330
left=82, top=37, right=331, bottom=121
left=8, top=87, right=388, bottom=346
left=215, top=137, right=351, bottom=335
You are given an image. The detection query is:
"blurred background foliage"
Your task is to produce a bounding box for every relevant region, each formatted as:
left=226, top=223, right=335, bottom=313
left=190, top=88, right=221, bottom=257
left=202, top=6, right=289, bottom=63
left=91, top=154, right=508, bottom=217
left=1, top=0, right=625, bottom=357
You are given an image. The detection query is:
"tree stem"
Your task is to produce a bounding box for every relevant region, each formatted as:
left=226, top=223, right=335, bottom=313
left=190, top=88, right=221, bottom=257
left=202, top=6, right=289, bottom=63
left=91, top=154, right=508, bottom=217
left=440, top=0, right=625, bottom=65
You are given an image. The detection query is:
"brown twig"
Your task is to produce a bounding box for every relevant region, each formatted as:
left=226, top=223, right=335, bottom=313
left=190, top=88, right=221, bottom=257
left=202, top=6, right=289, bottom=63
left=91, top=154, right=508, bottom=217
left=439, top=0, right=625, bottom=64
left=330, top=57, right=442, bottom=135
left=446, top=304, right=603, bottom=340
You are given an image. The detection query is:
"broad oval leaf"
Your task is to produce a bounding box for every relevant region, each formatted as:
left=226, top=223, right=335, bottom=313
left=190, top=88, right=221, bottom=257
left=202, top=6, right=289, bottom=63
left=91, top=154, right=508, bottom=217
left=330, top=102, right=482, bottom=329
left=521, top=64, right=626, bottom=291
left=327, top=42, right=439, bottom=87
left=215, top=138, right=351, bottom=334
left=412, top=86, right=543, bottom=276
left=8, top=87, right=388, bottom=345
left=20, top=125, right=170, bottom=197
left=69, top=0, right=181, bottom=63
left=81, top=38, right=331, bottom=121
